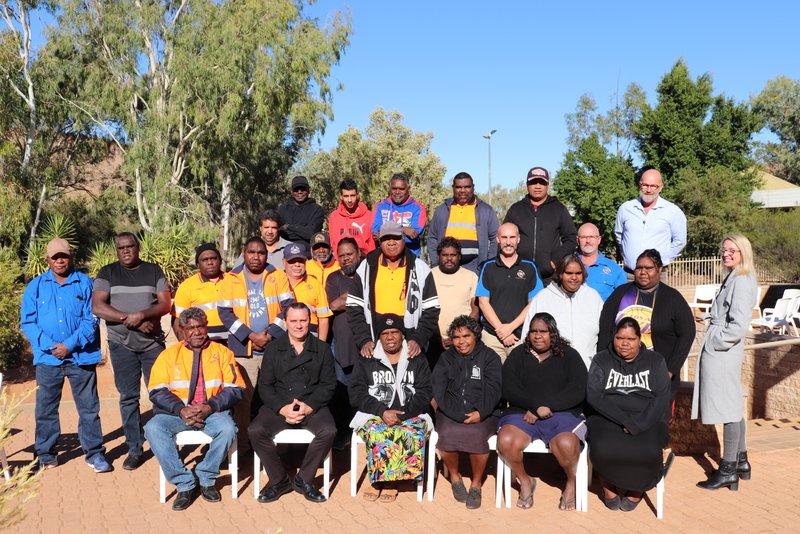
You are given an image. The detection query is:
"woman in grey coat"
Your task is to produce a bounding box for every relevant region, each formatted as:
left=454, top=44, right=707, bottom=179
left=692, top=234, right=758, bottom=491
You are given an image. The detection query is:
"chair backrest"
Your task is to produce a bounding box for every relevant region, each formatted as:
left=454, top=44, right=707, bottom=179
left=781, top=289, right=800, bottom=301
left=771, top=298, right=793, bottom=319
left=693, top=284, right=720, bottom=303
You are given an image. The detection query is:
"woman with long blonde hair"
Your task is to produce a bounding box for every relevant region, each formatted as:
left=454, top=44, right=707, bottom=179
left=692, top=233, right=758, bottom=491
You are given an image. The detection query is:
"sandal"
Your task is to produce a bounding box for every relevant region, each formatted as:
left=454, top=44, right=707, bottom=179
left=378, top=487, right=398, bottom=503
left=361, top=485, right=381, bottom=502
left=516, top=478, right=536, bottom=509
left=451, top=480, right=468, bottom=503
left=559, top=494, right=576, bottom=511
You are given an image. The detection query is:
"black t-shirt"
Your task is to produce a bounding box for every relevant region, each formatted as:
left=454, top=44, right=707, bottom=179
left=325, top=270, right=358, bottom=369
left=94, top=261, right=168, bottom=352
left=476, top=257, right=543, bottom=338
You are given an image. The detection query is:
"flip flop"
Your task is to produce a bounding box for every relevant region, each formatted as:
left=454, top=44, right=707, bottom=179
left=378, top=488, right=398, bottom=503
left=516, top=478, right=537, bottom=509
left=559, top=494, right=576, bottom=511
left=361, top=485, right=381, bottom=502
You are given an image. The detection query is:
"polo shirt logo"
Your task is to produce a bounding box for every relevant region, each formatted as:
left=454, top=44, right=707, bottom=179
left=603, top=267, right=611, bottom=274
left=471, top=365, right=481, bottom=379
left=516, top=270, right=526, bottom=279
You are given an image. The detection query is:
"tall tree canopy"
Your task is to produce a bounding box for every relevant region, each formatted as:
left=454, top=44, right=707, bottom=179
left=751, top=76, right=800, bottom=184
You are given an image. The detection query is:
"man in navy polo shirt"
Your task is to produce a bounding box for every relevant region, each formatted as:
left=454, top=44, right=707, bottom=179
left=476, top=223, right=543, bottom=362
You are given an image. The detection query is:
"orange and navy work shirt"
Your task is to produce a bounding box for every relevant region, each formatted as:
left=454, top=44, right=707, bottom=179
left=172, top=272, right=228, bottom=342
left=445, top=200, right=479, bottom=264
left=374, top=254, right=407, bottom=316
left=289, top=273, right=332, bottom=333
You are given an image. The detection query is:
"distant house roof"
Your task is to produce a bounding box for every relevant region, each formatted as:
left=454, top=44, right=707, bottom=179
left=751, top=170, right=800, bottom=208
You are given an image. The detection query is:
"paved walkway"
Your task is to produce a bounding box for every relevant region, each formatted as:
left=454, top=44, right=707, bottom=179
left=3, top=363, right=799, bottom=533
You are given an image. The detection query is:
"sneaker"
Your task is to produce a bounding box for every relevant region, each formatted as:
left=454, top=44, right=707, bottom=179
left=86, top=454, right=112, bottom=473
left=37, top=458, right=58, bottom=471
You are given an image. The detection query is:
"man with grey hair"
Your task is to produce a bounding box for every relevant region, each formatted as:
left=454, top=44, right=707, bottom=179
left=577, top=223, right=626, bottom=301
left=145, top=307, right=245, bottom=510
left=371, top=173, right=427, bottom=257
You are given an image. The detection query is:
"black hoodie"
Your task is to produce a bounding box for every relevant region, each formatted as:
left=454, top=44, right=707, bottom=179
left=277, top=197, right=325, bottom=249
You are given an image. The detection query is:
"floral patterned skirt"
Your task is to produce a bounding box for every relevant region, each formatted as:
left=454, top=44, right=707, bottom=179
left=356, top=415, right=430, bottom=483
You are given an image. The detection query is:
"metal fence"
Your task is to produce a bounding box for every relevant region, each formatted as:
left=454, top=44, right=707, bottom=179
left=661, top=256, right=790, bottom=287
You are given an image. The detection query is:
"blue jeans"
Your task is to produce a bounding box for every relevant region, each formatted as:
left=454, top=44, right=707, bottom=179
left=35, top=363, right=105, bottom=463
left=144, top=411, right=237, bottom=492
left=108, top=341, right=163, bottom=456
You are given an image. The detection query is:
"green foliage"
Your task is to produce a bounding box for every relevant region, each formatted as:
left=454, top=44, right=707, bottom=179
left=751, top=76, right=800, bottom=184
left=24, top=214, right=78, bottom=278
left=479, top=182, right=528, bottom=220
left=742, top=209, right=800, bottom=282
left=299, top=108, right=449, bottom=215
left=635, top=59, right=760, bottom=186
left=0, top=182, right=31, bottom=252
left=139, top=227, right=196, bottom=290
left=85, top=240, right=116, bottom=278
left=0, top=248, right=24, bottom=370
left=553, top=135, right=637, bottom=255
left=671, top=167, right=758, bottom=257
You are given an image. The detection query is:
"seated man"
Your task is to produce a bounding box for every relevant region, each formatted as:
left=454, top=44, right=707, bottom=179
left=144, top=307, right=245, bottom=511
left=249, top=303, right=337, bottom=504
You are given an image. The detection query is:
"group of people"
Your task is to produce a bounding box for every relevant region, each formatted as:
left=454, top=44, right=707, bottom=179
left=20, top=164, right=757, bottom=513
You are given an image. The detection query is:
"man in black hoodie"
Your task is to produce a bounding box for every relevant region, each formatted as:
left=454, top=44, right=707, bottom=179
left=277, top=176, right=325, bottom=251
left=503, top=167, right=577, bottom=284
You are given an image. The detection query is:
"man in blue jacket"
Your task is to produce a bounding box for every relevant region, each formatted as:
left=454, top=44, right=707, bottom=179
left=427, top=172, right=499, bottom=274
left=20, top=239, right=110, bottom=472
left=371, top=173, right=427, bottom=257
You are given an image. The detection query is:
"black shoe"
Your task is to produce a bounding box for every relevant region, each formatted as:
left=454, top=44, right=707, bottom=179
left=172, top=487, right=197, bottom=511
left=257, top=476, right=292, bottom=503
left=293, top=474, right=326, bottom=503
left=619, top=495, right=642, bottom=512
left=697, top=459, right=739, bottom=491
left=466, top=487, right=482, bottom=509
left=602, top=494, right=621, bottom=511
left=200, top=485, right=221, bottom=503
left=122, top=454, right=144, bottom=471
left=737, top=451, right=751, bottom=481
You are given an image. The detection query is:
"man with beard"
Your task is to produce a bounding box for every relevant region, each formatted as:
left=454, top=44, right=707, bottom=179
left=172, top=243, right=229, bottom=343
left=615, top=167, right=686, bottom=273
left=325, top=237, right=362, bottom=448
left=427, top=172, right=499, bottom=274
left=371, top=173, right=427, bottom=257
left=92, top=232, right=171, bottom=470
left=278, top=176, right=325, bottom=251
left=428, top=237, right=480, bottom=368
left=476, top=223, right=543, bottom=362
left=145, top=308, right=244, bottom=510
left=307, top=232, right=341, bottom=290
left=328, top=179, right=375, bottom=259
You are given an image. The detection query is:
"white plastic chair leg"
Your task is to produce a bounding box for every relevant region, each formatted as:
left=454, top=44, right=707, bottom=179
left=494, top=451, right=504, bottom=508
left=656, top=475, right=664, bottom=519
left=426, top=431, right=438, bottom=501
left=350, top=431, right=359, bottom=497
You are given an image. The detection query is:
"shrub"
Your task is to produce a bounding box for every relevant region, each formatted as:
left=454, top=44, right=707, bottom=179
left=742, top=208, right=800, bottom=282
left=0, top=248, right=24, bottom=370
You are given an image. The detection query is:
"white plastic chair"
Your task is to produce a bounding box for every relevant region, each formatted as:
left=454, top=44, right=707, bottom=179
left=426, top=431, right=504, bottom=507
left=351, top=429, right=424, bottom=501
left=751, top=297, right=799, bottom=336
left=752, top=286, right=763, bottom=320
left=687, top=284, right=720, bottom=317
left=500, top=437, right=590, bottom=511
left=254, top=429, right=331, bottom=499
left=159, top=430, right=238, bottom=503
left=0, top=373, right=11, bottom=481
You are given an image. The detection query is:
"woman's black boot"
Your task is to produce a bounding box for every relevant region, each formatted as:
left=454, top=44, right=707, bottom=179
left=737, top=451, right=751, bottom=481
left=697, top=459, right=739, bottom=491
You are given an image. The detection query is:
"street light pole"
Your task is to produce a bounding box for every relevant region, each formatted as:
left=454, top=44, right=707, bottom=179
left=482, top=129, right=497, bottom=207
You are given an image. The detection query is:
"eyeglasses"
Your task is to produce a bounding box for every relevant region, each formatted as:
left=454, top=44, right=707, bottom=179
left=721, top=248, right=740, bottom=256
left=639, top=183, right=661, bottom=190
left=578, top=235, right=599, bottom=240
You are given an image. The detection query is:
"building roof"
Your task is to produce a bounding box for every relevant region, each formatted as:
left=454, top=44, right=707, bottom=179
left=751, top=170, right=800, bottom=208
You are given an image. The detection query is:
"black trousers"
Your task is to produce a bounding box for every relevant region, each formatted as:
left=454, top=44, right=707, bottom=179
left=248, top=405, right=336, bottom=484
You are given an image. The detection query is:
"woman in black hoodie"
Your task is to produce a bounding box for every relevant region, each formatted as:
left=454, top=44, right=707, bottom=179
left=432, top=315, right=502, bottom=510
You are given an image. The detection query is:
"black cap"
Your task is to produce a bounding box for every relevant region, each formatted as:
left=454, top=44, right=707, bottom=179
left=291, top=175, right=310, bottom=189
left=374, top=314, right=406, bottom=336
left=310, top=232, right=331, bottom=249
left=526, top=167, right=550, bottom=185
left=195, top=243, right=221, bottom=265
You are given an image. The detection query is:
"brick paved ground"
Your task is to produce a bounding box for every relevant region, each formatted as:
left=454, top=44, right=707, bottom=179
left=4, top=363, right=799, bottom=533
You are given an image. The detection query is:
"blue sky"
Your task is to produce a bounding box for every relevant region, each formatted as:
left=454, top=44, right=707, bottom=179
left=24, top=1, right=799, bottom=193
left=307, top=0, right=799, bottom=192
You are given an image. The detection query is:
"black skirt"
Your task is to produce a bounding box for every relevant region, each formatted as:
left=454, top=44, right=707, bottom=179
left=586, top=415, right=668, bottom=492
left=435, top=411, right=498, bottom=454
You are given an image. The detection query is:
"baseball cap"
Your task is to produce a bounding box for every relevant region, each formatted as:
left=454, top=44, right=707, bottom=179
left=291, top=175, right=310, bottom=189
left=45, top=238, right=71, bottom=258
left=374, top=314, right=406, bottom=336
left=283, top=242, right=308, bottom=261
left=526, top=167, right=550, bottom=185
left=379, top=220, right=404, bottom=239
left=310, top=232, right=331, bottom=250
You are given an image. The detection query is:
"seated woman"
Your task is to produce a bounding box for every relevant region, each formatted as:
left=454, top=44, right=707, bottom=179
left=432, top=315, right=502, bottom=510
left=586, top=317, right=671, bottom=512
left=496, top=312, right=588, bottom=511
left=348, top=314, right=433, bottom=503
